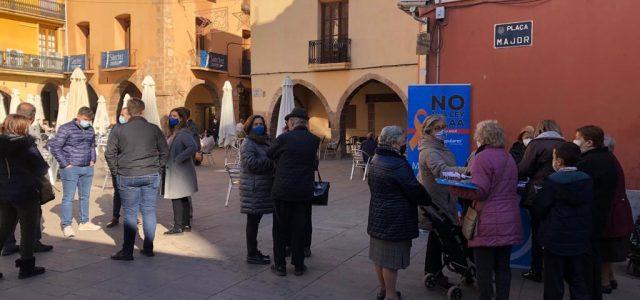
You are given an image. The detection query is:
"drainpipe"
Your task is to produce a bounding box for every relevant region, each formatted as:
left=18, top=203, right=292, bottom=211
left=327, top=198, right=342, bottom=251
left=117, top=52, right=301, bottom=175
left=63, top=0, right=69, bottom=95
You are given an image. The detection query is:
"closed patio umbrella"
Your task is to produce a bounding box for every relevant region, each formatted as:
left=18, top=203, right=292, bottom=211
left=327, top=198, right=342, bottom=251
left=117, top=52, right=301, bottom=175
left=93, top=95, right=110, bottom=136
left=276, top=76, right=295, bottom=137
left=9, top=89, right=20, bottom=114
left=141, top=75, right=161, bottom=127
left=66, top=68, right=89, bottom=122
left=218, top=81, right=236, bottom=147
left=0, top=93, right=6, bottom=123
left=122, top=93, right=131, bottom=109
left=33, top=95, right=45, bottom=125
left=55, top=95, right=68, bottom=130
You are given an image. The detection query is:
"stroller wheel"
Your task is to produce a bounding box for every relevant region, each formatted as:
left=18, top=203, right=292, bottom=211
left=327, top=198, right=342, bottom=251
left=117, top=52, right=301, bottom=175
left=447, top=286, right=463, bottom=300
left=423, top=273, right=436, bottom=289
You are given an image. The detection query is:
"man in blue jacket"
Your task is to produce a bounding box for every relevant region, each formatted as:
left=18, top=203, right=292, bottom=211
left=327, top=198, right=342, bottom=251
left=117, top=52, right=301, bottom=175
left=49, top=107, right=100, bottom=237
left=535, top=142, right=593, bottom=300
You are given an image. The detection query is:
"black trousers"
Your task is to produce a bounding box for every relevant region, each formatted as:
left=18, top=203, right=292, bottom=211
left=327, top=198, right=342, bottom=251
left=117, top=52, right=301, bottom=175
left=544, top=251, right=588, bottom=300
left=474, top=246, right=512, bottom=300
left=425, top=230, right=443, bottom=274
left=305, top=204, right=312, bottom=248
left=111, top=175, right=121, bottom=219
left=2, top=207, right=43, bottom=251
left=583, top=243, right=603, bottom=300
left=0, top=202, right=39, bottom=260
left=273, top=201, right=311, bottom=267
left=171, top=197, right=191, bottom=228
left=246, top=214, right=263, bottom=256
left=528, top=208, right=543, bottom=274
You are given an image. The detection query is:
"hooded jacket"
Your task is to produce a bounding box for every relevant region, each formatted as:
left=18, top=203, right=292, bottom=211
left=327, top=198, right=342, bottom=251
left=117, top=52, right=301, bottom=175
left=535, top=169, right=593, bottom=256
left=0, top=135, right=49, bottom=205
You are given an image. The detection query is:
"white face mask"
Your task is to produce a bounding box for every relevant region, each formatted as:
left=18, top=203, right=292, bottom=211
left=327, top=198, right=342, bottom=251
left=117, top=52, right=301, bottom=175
left=573, top=139, right=582, bottom=147
left=476, top=141, right=482, bottom=148
left=523, top=138, right=532, bottom=147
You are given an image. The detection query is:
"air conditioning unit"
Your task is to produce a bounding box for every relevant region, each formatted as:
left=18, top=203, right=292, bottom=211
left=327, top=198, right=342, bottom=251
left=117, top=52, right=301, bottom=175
left=6, top=49, right=24, bottom=67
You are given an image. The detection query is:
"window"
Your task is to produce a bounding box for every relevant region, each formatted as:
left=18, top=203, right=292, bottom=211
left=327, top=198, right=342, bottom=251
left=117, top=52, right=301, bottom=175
left=77, top=23, right=90, bottom=58
left=115, top=15, right=131, bottom=50
left=196, top=17, right=211, bottom=52
left=39, top=27, right=58, bottom=56
left=321, top=1, right=348, bottom=41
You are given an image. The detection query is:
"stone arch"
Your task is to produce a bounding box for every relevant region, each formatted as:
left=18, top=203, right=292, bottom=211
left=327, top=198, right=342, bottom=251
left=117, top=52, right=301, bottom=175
left=184, top=82, right=220, bottom=133
left=111, top=80, right=142, bottom=116
left=39, top=82, right=62, bottom=125
left=336, top=73, right=408, bottom=118
left=267, top=78, right=334, bottom=125
left=0, top=87, right=10, bottom=115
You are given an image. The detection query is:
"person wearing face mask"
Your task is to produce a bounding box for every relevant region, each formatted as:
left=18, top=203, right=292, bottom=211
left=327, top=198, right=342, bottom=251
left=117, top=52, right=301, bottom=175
left=534, top=142, right=593, bottom=300
left=574, top=125, right=619, bottom=300
left=417, top=114, right=467, bottom=288
left=49, top=107, right=99, bottom=238
left=509, top=125, right=534, bottom=164
left=163, top=107, right=199, bottom=235
left=239, top=115, right=274, bottom=265
left=517, top=119, right=565, bottom=282
left=104, top=108, right=130, bottom=228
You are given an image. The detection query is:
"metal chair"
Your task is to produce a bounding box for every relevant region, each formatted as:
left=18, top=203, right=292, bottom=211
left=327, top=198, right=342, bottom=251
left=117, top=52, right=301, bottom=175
left=202, top=151, right=215, bottom=166
left=224, top=163, right=242, bottom=207
left=317, top=136, right=326, bottom=158
left=324, top=139, right=340, bottom=159
left=350, top=149, right=370, bottom=181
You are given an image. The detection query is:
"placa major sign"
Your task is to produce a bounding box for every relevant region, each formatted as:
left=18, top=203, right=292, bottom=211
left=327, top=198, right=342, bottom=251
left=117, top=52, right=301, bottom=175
left=494, top=21, right=533, bottom=49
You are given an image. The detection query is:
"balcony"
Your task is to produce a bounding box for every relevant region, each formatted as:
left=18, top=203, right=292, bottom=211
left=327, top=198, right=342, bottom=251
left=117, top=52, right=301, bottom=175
left=0, top=50, right=64, bottom=77
left=63, top=54, right=93, bottom=73
left=308, top=38, right=351, bottom=70
left=191, top=50, right=228, bottom=74
left=100, top=49, right=136, bottom=71
left=0, top=0, right=65, bottom=22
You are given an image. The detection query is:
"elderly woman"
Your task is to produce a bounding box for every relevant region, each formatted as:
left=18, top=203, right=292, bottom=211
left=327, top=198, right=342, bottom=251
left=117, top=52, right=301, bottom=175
left=518, top=119, right=565, bottom=282
left=509, top=125, right=534, bottom=164
left=239, top=115, right=274, bottom=265
left=418, top=114, right=467, bottom=286
left=368, top=126, right=431, bottom=300
left=449, top=120, right=522, bottom=300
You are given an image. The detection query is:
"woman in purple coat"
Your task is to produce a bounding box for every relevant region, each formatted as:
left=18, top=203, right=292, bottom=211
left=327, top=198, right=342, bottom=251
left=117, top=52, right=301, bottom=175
left=450, top=120, right=523, bottom=300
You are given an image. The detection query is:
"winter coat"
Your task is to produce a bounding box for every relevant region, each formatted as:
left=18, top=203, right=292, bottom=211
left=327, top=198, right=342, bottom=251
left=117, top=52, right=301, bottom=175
left=0, top=135, right=49, bottom=205
left=517, top=131, right=565, bottom=207
left=509, top=141, right=526, bottom=164
left=267, top=126, right=320, bottom=203
left=239, top=136, right=275, bottom=215
left=418, top=135, right=466, bottom=227
left=105, top=116, right=169, bottom=177
left=577, top=147, right=619, bottom=239
left=367, top=147, right=431, bottom=242
left=49, top=120, right=96, bottom=168
left=163, top=129, right=198, bottom=199
left=603, top=155, right=634, bottom=238
left=535, top=169, right=593, bottom=256
left=450, top=147, right=523, bottom=247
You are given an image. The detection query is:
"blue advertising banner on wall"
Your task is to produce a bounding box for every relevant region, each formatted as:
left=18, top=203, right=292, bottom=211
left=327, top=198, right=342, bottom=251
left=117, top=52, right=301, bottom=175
left=197, top=50, right=228, bottom=72
left=101, top=49, right=130, bottom=69
left=407, top=84, right=472, bottom=174
left=63, top=55, right=86, bottom=72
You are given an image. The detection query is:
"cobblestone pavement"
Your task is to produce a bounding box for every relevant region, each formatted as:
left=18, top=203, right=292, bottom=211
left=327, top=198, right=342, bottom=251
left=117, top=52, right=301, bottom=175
left=0, top=150, right=638, bottom=299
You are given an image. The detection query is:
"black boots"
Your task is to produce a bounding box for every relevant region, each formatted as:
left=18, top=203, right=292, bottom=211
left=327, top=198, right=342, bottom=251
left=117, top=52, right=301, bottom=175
left=247, top=251, right=270, bottom=265
left=164, top=226, right=184, bottom=235
left=15, top=258, right=45, bottom=279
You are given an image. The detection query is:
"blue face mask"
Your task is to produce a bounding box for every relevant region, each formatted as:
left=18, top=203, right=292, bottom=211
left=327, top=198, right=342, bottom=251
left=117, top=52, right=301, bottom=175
left=79, top=120, right=91, bottom=129
left=168, top=117, right=180, bottom=128
left=435, top=129, right=446, bottom=141
left=252, top=125, right=265, bottom=135
left=118, top=116, right=127, bottom=124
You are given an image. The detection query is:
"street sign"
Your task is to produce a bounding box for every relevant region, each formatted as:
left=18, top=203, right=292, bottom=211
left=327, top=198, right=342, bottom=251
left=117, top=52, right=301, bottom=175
left=494, top=21, right=533, bottom=48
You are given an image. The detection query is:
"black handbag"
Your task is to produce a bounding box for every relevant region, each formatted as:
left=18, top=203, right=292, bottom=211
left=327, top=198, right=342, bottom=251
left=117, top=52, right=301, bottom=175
left=312, top=170, right=330, bottom=206
left=38, top=175, right=55, bottom=205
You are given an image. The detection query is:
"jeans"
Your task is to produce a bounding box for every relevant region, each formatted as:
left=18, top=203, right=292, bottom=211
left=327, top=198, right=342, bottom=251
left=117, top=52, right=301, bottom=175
left=171, top=197, right=190, bottom=228
left=111, top=175, right=121, bottom=219
left=60, top=166, right=94, bottom=227
left=246, top=214, right=263, bottom=256
left=117, top=173, right=160, bottom=255
left=474, top=246, right=513, bottom=300
left=0, top=201, right=39, bottom=260
left=544, top=251, right=588, bottom=300
left=273, top=201, right=311, bottom=267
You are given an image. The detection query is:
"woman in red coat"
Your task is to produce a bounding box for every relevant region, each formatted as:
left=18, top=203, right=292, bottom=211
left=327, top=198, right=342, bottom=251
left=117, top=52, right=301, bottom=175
left=600, top=136, right=634, bottom=294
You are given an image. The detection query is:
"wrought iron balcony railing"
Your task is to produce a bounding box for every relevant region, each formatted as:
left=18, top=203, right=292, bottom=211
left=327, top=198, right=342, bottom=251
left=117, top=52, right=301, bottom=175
left=0, top=50, right=64, bottom=73
left=308, top=38, right=351, bottom=64
left=0, top=0, right=65, bottom=21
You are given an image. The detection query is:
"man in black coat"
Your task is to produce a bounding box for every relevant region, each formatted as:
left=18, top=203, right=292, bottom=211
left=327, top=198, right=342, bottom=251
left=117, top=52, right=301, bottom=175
left=267, top=108, right=320, bottom=276
left=574, top=125, right=618, bottom=300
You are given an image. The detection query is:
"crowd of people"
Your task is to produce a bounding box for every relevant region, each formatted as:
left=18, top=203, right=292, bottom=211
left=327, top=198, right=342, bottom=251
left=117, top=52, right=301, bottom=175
left=366, top=118, right=635, bottom=300
left=0, top=97, right=635, bottom=300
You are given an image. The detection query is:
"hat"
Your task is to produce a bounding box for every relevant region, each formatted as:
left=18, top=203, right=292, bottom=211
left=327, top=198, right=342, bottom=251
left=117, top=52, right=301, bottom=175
left=285, top=107, right=309, bottom=121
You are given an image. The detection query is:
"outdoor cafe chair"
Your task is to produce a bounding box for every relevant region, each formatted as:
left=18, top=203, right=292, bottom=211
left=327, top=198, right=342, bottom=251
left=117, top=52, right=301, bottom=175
left=224, top=163, right=242, bottom=207
left=324, top=139, right=340, bottom=160
left=350, top=149, right=370, bottom=181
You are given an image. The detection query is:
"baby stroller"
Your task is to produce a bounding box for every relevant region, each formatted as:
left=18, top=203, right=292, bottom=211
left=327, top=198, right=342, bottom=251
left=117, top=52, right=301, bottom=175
left=423, top=202, right=476, bottom=300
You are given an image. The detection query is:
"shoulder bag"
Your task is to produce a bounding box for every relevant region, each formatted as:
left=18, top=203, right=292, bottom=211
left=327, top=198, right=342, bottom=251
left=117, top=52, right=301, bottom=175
left=312, top=170, right=330, bottom=206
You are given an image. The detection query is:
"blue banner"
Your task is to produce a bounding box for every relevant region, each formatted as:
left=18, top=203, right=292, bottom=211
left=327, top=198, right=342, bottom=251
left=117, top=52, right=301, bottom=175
left=63, top=55, right=86, bottom=72
left=207, top=52, right=227, bottom=71
left=407, top=84, right=472, bottom=174
left=101, top=49, right=130, bottom=69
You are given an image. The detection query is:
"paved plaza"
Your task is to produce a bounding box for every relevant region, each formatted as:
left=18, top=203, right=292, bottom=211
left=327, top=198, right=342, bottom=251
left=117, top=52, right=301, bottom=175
left=0, top=150, right=638, bottom=299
